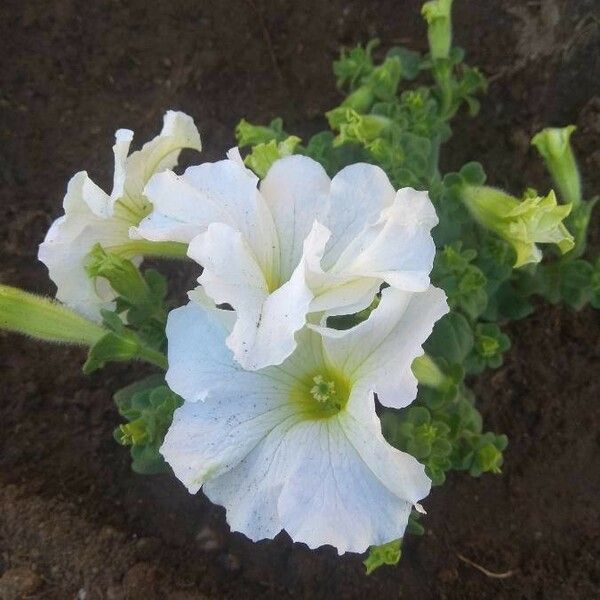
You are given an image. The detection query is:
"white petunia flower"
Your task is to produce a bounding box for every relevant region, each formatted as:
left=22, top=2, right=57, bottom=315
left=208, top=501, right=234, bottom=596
left=38, top=111, right=201, bottom=320
left=134, top=153, right=438, bottom=369
left=161, top=284, right=448, bottom=554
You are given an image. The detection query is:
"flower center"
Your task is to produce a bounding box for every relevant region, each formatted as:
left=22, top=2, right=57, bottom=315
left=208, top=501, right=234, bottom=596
left=310, top=375, right=337, bottom=403
left=291, top=371, right=350, bottom=419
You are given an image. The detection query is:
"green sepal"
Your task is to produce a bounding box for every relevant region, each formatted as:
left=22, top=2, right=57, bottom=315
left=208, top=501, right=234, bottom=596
left=86, top=245, right=168, bottom=350
left=365, top=56, right=403, bottom=101
left=328, top=109, right=394, bottom=146
left=83, top=309, right=167, bottom=373
left=467, top=433, right=508, bottom=477
left=363, top=539, right=402, bottom=575
left=244, top=136, right=301, bottom=178
left=86, top=244, right=149, bottom=306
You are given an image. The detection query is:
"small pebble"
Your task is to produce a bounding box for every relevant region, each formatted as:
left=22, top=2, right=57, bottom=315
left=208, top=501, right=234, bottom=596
left=195, top=525, right=224, bottom=552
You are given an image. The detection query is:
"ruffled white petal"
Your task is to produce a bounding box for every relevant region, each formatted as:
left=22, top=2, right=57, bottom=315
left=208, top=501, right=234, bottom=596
left=135, top=159, right=278, bottom=272
left=329, top=188, right=438, bottom=292
left=111, top=128, right=134, bottom=204
left=322, top=286, right=449, bottom=408
left=113, top=110, right=201, bottom=205
left=38, top=172, right=130, bottom=320
left=162, top=302, right=299, bottom=494
left=190, top=221, right=329, bottom=370
left=39, top=111, right=201, bottom=319
left=260, top=155, right=331, bottom=281
left=162, top=301, right=432, bottom=553
left=277, top=402, right=430, bottom=553
left=203, top=409, right=428, bottom=552
left=321, top=163, right=396, bottom=268
left=308, top=276, right=380, bottom=316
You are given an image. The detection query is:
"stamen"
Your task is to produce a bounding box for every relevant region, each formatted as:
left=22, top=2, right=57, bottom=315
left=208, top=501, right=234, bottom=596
left=310, top=375, right=336, bottom=403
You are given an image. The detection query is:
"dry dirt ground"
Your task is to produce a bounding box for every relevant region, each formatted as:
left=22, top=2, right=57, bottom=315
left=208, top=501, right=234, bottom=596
left=1, top=1, right=599, bottom=598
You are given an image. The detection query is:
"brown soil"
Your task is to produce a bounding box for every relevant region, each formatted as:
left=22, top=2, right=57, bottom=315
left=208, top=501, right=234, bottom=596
left=1, top=1, right=599, bottom=598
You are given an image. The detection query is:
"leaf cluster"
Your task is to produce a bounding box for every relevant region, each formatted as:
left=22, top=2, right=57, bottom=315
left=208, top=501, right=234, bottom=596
left=113, top=375, right=183, bottom=474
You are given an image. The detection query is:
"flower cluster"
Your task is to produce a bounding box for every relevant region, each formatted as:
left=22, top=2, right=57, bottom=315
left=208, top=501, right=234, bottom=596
left=2, top=0, right=596, bottom=575
left=36, top=110, right=449, bottom=553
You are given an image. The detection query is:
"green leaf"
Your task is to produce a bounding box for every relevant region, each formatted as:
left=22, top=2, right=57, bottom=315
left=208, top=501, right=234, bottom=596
left=425, top=311, right=474, bottom=364
left=83, top=322, right=167, bottom=374
left=590, top=257, right=600, bottom=309
left=363, top=539, right=402, bottom=575
left=333, top=40, right=378, bottom=90
left=113, top=374, right=166, bottom=406
left=432, top=244, right=488, bottom=319
left=83, top=331, right=140, bottom=374
left=487, top=279, right=534, bottom=321
left=559, top=259, right=594, bottom=309
left=406, top=511, right=425, bottom=535
left=386, top=47, right=422, bottom=80
left=459, top=161, right=486, bottom=185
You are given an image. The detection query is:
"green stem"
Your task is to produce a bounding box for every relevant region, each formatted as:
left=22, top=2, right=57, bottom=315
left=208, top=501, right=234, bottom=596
left=137, top=344, right=168, bottom=370
left=429, top=134, right=442, bottom=182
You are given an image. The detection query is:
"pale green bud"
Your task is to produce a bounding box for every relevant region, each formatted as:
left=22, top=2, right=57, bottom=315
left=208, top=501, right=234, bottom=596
left=461, top=186, right=574, bottom=267
left=0, top=284, right=105, bottom=346
left=422, top=0, right=454, bottom=60
left=411, top=354, right=451, bottom=390
left=340, top=85, right=375, bottom=113
left=531, top=125, right=581, bottom=206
